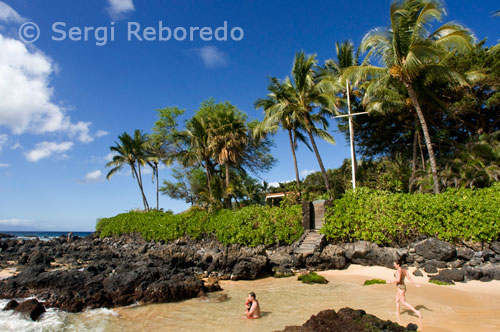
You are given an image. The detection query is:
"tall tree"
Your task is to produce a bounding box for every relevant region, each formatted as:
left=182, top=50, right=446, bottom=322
left=106, top=130, right=150, bottom=210
left=343, top=0, right=474, bottom=193
left=254, top=77, right=311, bottom=195
left=285, top=51, right=339, bottom=194
left=174, top=115, right=216, bottom=202
left=149, top=107, right=184, bottom=210
left=207, top=105, right=248, bottom=207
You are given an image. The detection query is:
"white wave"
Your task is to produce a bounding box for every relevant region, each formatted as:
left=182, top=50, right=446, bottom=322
left=0, top=299, right=118, bottom=332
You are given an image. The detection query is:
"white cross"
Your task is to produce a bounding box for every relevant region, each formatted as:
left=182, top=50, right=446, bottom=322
left=332, top=80, right=369, bottom=190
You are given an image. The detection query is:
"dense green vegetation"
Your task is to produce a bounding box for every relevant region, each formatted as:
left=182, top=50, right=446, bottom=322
left=297, top=272, right=329, bottom=284
left=363, top=279, right=387, bottom=286
left=322, top=184, right=500, bottom=245
left=102, top=0, right=499, bottom=248
left=96, top=205, right=303, bottom=247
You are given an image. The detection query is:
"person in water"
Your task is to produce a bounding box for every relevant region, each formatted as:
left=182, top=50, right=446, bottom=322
left=389, top=259, right=422, bottom=319
left=244, top=292, right=261, bottom=319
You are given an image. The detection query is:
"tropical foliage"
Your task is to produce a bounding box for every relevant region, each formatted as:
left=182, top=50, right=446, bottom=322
left=321, top=184, right=500, bottom=245
left=96, top=204, right=303, bottom=247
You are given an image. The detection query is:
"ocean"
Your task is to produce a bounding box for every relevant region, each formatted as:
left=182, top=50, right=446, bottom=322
left=0, top=231, right=93, bottom=240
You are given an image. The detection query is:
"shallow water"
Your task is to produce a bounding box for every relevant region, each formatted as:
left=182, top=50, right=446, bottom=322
left=1, top=268, right=500, bottom=332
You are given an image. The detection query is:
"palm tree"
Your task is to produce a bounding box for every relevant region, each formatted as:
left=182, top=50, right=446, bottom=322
left=173, top=116, right=215, bottom=202
left=106, top=130, right=150, bottom=210
left=145, top=137, right=169, bottom=210
left=207, top=107, right=248, bottom=207
left=254, top=77, right=311, bottom=195
left=343, top=0, right=474, bottom=193
left=285, top=51, right=339, bottom=194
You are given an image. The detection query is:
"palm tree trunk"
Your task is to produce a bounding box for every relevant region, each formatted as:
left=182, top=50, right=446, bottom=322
left=406, top=83, right=440, bottom=194
left=204, top=159, right=213, bottom=201
left=409, top=128, right=418, bottom=192
left=225, top=163, right=231, bottom=208
left=131, top=165, right=149, bottom=210
left=306, top=126, right=331, bottom=194
left=288, top=129, right=301, bottom=195
left=155, top=163, right=159, bottom=210
left=137, top=164, right=150, bottom=210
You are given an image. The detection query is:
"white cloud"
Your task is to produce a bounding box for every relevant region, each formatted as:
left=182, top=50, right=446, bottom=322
left=0, top=133, right=7, bottom=151
left=268, top=179, right=293, bottom=188
left=0, top=163, right=8, bottom=167
left=104, top=152, right=116, bottom=161
left=0, top=218, right=31, bottom=226
left=196, top=46, right=228, bottom=68
left=0, top=1, right=25, bottom=24
left=0, top=33, right=104, bottom=143
left=300, top=169, right=317, bottom=178
left=82, top=170, right=103, bottom=183
left=95, top=130, right=109, bottom=138
left=106, top=0, right=135, bottom=19
left=25, top=141, right=73, bottom=162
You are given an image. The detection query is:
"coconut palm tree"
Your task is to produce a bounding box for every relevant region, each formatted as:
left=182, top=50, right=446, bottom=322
left=145, top=137, right=169, bottom=210
left=285, top=51, right=339, bottom=194
left=207, top=107, right=248, bottom=207
left=106, top=130, right=150, bottom=210
left=173, top=116, right=215, bottom=202
left=254, top=77, right=311, bottom=195
left=343, top=0, right=474, bottom=193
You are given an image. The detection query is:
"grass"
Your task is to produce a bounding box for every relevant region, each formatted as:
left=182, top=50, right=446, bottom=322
left=363, top=279, right=387, bottom=286
left=429, top=279, right=454, bottom=286
left=297, top=272, right=328, bottom=284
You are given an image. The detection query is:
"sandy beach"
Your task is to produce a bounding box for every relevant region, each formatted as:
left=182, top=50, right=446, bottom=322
left=318, top=265, right=500, bottom=332
left=105, top=264, right=500, bottom=332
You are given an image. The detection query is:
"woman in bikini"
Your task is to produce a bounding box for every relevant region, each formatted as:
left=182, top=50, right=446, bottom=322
left=390, top=259, right=422, bottom=318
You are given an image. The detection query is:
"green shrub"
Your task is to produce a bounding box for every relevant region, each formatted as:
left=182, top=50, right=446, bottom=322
left=429, top=280, right=454, bottom=286
left=363, top=279, right=387, bottom=286
left=321, top=184, right=500, bottom=245
left=297, top=272, right=328, bottom=284
left=96, top=204, right=303, bottom=247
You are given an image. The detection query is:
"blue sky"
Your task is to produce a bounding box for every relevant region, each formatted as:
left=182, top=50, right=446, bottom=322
left=0, top=0, right=498, bottom=231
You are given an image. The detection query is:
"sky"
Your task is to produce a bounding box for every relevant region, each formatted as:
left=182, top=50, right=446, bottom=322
left=0, top=0, right=498, bottom=231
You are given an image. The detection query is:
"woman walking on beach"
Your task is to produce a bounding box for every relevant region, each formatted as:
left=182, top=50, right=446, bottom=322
left=390, top=259, right=422, bottom=319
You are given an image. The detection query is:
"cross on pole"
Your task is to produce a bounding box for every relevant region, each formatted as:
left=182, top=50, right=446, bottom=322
left=333, top=80, right=369, bottom=190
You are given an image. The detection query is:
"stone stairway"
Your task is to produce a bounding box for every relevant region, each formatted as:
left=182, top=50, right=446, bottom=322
left=293, top=230, right=325, bottom=255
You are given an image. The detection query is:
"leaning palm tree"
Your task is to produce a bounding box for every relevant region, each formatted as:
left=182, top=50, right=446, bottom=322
left=106, top=130, right=150, bottom=210
left=207, top=107, right=248, bottom=207
left=343, top=0, right=474, bottom=193
left=285, top=51, right=339, bottom=193
left=254, top=77, right=311, bottom=195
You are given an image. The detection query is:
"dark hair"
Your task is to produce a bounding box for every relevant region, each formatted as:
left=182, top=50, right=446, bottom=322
left=249, top=292, right=256, bottom=299
left=394, top=258, right=403, bottom=266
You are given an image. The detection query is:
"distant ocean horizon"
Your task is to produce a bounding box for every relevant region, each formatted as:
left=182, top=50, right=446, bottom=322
left=0, top=231, right=93, bottom=239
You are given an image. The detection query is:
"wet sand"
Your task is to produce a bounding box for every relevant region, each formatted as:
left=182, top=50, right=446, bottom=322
left=105, top=265, right=500, bottom=332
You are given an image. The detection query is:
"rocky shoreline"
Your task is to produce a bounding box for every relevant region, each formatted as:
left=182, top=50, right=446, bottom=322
left=0, top=233, right=499, bottom=320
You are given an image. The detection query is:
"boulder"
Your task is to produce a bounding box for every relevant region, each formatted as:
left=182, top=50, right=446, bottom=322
left=14, top=299, right=46, bottom=321
left=490, top=242, right=500, bottom=255
left=414, top=237, right=456, bottom=261
left=435, top=268, right=465, bottom=282
left=344, top=241, right=401, bottom=268
left=231, top=256, right=267, bottom=280
left=423, top=263, right=437, bottom=274
left=3, top=299, right=18, bottom=311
